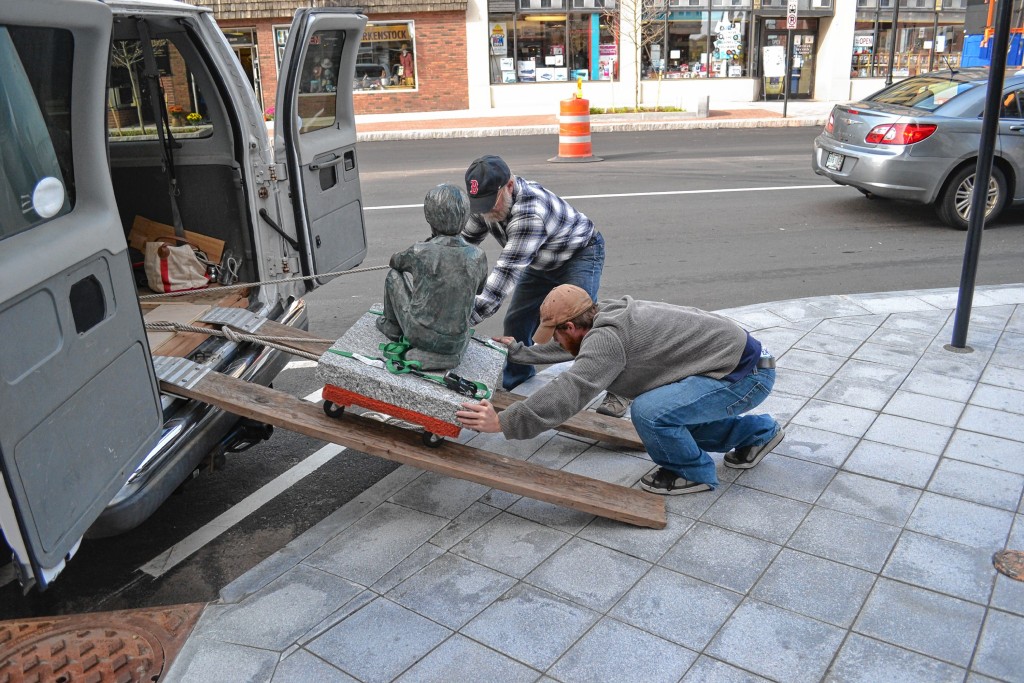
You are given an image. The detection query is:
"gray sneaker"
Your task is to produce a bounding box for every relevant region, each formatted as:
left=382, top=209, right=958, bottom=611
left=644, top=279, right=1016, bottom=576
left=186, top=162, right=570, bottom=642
left=724, top=429, right=786, bottom=469
left=639, top=468, right=712, bottom=495
left=596, top=392, right=632, bottom=417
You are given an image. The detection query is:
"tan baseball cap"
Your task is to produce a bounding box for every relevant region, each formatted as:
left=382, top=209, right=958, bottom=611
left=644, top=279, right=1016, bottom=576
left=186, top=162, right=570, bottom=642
left=533, top=284, right=594, bottom=344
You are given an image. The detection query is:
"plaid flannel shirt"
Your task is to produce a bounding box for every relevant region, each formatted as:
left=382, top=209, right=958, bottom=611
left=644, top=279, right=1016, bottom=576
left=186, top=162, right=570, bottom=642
left=462, top=176, right=595, bottom=324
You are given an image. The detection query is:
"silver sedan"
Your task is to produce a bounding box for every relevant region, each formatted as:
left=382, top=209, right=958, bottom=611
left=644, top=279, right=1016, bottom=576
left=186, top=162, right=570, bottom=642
left=812, top=68, right=1024, bottom=230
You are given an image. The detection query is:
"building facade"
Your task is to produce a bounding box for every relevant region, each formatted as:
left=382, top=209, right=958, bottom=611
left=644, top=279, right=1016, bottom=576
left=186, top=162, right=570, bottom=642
left=186, top=0, right=987, bottom=115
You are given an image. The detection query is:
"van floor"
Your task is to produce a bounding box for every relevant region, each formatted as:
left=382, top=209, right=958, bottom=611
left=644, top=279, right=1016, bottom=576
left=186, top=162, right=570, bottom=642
left=138, top=284, right=251, bottom=358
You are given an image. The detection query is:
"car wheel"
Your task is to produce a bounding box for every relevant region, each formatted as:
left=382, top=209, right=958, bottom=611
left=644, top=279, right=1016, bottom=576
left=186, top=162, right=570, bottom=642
left=936, top=165, right=1007, bottom=230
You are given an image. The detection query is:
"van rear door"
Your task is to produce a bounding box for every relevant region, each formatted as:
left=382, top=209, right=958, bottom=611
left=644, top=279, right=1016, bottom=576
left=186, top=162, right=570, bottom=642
left=275, top=9, right=368, bottom=284
left=0, top=0, right=163, bottom=590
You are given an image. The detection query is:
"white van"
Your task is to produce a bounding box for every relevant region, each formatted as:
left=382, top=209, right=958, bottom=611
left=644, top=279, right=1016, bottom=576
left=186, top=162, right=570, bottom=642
left=0, top=0, right=368, bottom=591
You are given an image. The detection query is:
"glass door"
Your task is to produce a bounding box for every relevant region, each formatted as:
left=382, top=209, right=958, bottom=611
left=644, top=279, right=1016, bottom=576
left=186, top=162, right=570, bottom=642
left=760, top=19, right=818, bottom=99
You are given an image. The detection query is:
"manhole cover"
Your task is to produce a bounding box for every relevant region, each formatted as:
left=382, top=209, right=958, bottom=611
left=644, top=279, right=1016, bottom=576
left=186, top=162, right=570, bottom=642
left=994, top=549, right=1024, bottom=581
left=0, top=602, right=205, bottom=682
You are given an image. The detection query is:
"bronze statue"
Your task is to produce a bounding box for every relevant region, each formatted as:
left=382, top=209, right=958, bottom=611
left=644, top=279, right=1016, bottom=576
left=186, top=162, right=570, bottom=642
left=377, top=184, right=489, bottom=369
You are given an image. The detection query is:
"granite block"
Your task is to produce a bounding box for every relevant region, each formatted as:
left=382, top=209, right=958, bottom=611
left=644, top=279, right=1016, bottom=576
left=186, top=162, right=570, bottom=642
left=316, top=308, right=505, bottom=428
left=826, top=633, right=966, bottom=683
left=882, top=530, right=995, bottom=604
left=524, top=537, right=651, bottom=612
left=787, top=506, right=901, bottom=572
left=394, top=634, right=539, bottom=683
left=660, top=522, right=781, bottom=594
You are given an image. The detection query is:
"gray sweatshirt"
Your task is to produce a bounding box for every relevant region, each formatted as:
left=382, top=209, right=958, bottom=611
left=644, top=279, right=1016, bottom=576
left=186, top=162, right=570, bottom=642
left=499, top=296, right=748, bottom=440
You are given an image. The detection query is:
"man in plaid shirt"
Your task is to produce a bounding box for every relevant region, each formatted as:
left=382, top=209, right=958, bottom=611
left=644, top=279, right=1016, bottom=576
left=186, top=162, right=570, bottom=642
left=463, top=155, right=606, bottom=392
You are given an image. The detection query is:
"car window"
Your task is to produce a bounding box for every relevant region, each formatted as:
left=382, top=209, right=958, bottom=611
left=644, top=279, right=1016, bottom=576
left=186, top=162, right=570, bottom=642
left=1001, top=90, right=1024, bottom=119
left=298, top=29, right=345, bottom=134
left=108, top=38, right=213, bottom=141
left=871, top=76, right=979, bottom=111
left=0, top=25, right=73, bottom=240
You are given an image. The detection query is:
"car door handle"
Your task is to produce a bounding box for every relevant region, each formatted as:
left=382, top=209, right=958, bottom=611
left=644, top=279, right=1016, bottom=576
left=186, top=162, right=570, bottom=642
left=309, top=155, right=342, bottom=171
left=1010, top=125, right=1024, bottom=131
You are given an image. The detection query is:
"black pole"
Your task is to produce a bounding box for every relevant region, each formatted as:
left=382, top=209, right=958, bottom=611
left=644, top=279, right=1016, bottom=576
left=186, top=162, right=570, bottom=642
left=885, top=0, right=901, bottom=86
left=950, top=0, right=1014, bottom=349
left=783, top=28, right=791, bottom=118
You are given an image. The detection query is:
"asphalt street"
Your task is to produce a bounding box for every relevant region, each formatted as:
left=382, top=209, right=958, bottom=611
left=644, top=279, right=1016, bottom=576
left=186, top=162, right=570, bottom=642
left=3, top=126, right=1022, bottom=617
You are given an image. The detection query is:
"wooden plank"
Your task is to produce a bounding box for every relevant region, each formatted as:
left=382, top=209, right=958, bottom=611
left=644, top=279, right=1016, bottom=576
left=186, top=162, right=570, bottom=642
left=161, top=371, right=666, bottom=529
left=129, top=215, right=226, bottom=265
left=255, top=319, right=645, bottom=449
left=145, top=291, right=250, bottom=358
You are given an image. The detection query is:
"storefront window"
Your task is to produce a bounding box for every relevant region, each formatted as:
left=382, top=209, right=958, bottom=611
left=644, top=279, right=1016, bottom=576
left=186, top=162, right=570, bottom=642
left=645, top=10, right=747, bottom=78
left=355, top=22, right=417, bottom=92
left=851, top=11, right=964, bottom=78
left=488, top=12, right=618, bottom=83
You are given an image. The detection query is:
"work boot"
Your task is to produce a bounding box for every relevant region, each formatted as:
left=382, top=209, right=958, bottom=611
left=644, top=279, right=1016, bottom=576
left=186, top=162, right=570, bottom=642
left=596, top=392, right=632, bottom=417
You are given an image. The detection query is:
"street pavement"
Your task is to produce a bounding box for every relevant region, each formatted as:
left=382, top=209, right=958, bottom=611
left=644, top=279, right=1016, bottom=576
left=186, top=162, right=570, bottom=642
left=165, top=284, right=1024, bottom=683
left=166, top=107, right=1024, bottom=682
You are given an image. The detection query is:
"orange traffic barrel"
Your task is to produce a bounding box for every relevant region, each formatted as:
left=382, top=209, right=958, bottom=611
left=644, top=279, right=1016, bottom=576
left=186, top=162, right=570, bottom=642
left=548, top=97, right=602, bottom=163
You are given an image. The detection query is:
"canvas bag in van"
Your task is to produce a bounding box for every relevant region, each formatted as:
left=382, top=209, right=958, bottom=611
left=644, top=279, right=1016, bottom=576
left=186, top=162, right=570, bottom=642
left=144, top=237, right=211, bottom=293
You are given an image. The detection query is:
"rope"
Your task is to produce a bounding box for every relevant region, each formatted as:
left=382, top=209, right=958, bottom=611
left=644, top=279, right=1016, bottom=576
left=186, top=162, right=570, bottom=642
left=144, top=321, right=334, bottom=361
left=139, top=263, right=391, bottom=301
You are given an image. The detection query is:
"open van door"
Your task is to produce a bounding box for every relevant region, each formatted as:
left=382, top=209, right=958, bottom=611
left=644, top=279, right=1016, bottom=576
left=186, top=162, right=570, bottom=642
left=276, top=9, right=369, bottom=284
left=0, top=0, right=163, bottom=590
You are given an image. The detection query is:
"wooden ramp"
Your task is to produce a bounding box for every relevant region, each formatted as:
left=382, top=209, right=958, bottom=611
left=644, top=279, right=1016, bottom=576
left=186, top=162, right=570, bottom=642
left=159, top=369, right=666, bottom=529
left=257, top=319, right=645, bottom=450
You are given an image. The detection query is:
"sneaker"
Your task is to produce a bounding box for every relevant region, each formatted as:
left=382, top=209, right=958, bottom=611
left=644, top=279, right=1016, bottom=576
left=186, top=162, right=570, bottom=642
left=596, top=392, right=632, bottom=417
left=724, top=428, right=786, bottom=469
left=639, top=468, right=712, bottom=495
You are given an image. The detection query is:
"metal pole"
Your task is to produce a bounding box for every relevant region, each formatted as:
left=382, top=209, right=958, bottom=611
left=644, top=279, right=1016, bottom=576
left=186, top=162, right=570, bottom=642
left=950, top=0, right=1013, bottom=349
left=885, top=0, right=901, bottom=85
left=783, top=28, right=791, bottom=117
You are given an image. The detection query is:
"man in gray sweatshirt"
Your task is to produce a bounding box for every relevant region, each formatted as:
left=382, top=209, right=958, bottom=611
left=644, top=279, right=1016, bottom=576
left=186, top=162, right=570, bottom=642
left=455, top=284, right=785, bottom=494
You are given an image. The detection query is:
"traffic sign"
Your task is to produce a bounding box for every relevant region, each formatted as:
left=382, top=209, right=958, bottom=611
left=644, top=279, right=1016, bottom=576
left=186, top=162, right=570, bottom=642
left=786, top=0, right=798, bottom=29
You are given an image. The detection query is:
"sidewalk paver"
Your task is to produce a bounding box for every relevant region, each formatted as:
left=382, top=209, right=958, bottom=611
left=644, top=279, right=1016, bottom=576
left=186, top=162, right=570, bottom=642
left=166, top=284, right=1024, bottom=683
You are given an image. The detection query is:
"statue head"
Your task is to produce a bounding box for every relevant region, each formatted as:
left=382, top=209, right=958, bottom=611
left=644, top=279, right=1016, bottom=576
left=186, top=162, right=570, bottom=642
left=424, top=183, right=469, bottom=236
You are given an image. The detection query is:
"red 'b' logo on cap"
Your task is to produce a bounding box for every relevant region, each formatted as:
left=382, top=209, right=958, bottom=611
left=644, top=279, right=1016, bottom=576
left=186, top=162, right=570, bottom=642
left=469, top=179, right=479, bottom=195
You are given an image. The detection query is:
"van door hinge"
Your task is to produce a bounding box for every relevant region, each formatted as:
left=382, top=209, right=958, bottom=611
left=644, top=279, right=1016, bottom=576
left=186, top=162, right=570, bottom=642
left=254, top=163, right=286, bottom=185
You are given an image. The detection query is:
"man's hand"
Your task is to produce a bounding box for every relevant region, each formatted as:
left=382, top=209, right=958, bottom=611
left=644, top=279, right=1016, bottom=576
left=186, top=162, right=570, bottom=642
left=491, top=336, right=515, bottom=346
left=456, top=399, right=501, bottom=433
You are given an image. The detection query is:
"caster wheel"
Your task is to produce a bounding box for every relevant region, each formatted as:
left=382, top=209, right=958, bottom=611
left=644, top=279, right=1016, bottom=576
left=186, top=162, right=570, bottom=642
left=422, top=431, right=445, bottom=448
left=323, top=401, right=345, bottom=419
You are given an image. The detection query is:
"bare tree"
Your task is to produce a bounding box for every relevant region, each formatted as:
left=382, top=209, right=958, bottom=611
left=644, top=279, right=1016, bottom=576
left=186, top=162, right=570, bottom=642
left=603, top=0, right=667, bottom=112
left=110, top=40, right=147, bottom=134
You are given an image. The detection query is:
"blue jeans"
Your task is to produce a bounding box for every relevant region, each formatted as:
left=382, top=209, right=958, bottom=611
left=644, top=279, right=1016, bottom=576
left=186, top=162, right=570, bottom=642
left=502, top=232, right=605, bottom=390
left=630, top=367, right=780, bottom=487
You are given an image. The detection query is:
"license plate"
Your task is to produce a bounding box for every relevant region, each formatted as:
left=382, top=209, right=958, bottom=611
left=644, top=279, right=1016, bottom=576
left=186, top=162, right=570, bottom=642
left=825, top=152, right=844, bottom=171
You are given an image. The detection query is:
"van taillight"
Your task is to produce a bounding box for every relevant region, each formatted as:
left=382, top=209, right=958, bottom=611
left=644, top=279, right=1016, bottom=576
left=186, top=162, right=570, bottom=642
left=865, top=123, right=938, bottom=145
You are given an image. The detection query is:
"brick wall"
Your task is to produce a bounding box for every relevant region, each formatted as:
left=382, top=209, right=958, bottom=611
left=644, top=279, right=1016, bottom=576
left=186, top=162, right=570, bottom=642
left=218, top=12, right=468, bottom=117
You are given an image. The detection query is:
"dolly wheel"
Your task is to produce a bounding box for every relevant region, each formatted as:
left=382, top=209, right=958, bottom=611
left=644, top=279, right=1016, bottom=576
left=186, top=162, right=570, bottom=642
left=323, top=400, right=345, bottom=419
left=422, top=431, right=445, bottom=448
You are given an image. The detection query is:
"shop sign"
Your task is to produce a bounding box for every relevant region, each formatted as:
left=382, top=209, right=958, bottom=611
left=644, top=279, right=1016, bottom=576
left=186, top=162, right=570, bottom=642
left=490, top=23, right=507, bottom=56
left=854, top=35, right=873, bottom=48
left=362, top=24, right=410, bottom=43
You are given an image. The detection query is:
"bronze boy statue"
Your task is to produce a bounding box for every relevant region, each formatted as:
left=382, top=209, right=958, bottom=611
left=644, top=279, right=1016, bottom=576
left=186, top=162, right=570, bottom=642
left=376, top=184, right=489, bottom=369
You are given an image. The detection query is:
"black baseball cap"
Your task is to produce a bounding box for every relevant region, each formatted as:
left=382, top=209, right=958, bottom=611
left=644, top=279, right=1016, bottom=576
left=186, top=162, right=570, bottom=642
left=465, top=155, right=511, bottom=214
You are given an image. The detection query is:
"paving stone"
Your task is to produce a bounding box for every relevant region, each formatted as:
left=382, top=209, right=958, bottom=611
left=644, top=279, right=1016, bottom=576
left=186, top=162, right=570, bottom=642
left=524, top=537, right=651, bottom=612
left=777, top=348, right=848, bottom=376
left=915, top=352, right=987, bottom=381
left=662, top=479, right=730, bottom=519
left=883, top=390, right=965, bottom=427
left=718, top=307, right=791, bottom=331
left=787, top=506, right=901, bottom=572
left=992, top=340, right=1024, bottom=372
left=932, top=326, right=1001, bottom=354
left=166, top=638, right=280, bottom=683
left=272, top=648, right=357, bottom=682
left=296, top=591, right=376, bottom=646
left=880, top=309, right=951, bottom=335
left=842, top=440, right=938, bottom=488
left=928, top=459, right=1024, bottom=510
left=882, top=531, right=996, bottom=604
left=852, top=342, right=923, bottom=369
left=971, top=383, right=1024, bottom=415
left=395, top=634, right=539, bottom=683
left=579, top=511, right=693, bottom=564
left=773, top=423, right=859, bottom=467
left=735, top=454, right=836, bottom=503
left=478, top=487, right=522, bottom=509
left=450, top=511, right=570, bottom=578
left=771, top=367, right=831, bottom=398
left=790, top=399, right=878, bottom=438
left=610, top=565, right=741, bottom=650
left=817, top=472, right=922, bottom=526
left=970, top=609, right=1024, bottom=682
left=304, top=502, right=448, bottom=586
left=980, top=363, right=1024, bottom=391
left=701, top=485, right=810, bottom=545
left=907, top=492, right=1015, bottom=549
left=525, top=434, right=591, bottom=470
left=706, top=599, right=845, bottom=683
left=901, top=368, right=979, bottom=402
left=387, top=553, right=517, bottom=629
left=547, top=617, right=697, bottom=683
left=944, top=430, right=1024, bottom=475
left=504, top=497, right=595, bottom=534
left=307, top=597, right=451, bottom=683
left=991, top=518, right=1024, bottom=617
left=816, top=376, right=900, bottom=410
left=389, top=471, right=491, bottom=519
left=560, top=445, right=654, bottom=487
left=200, top=564, right=363, bottom=650
left=461, top=583, right=599, bottom=670
left=748, top=392, right=806, bottom=426
left=466, top=428, right=555, bottom=460
left=751, top=548, right=874, bottom=627
left=863, top=414, right=953, bottom=455
left=793, top=332, right=864, bottom=356
left=428, top=501, right=501, bottom=550
left=854, top=578, right=985, bottom=667
left=370, top=543, right=446, bottom=593
left=814, top=319, right=880, bottom=341
left=749, top=326, right=806, bottom=355
left=866, top=327, right=936, bottom=353
left=845, top=294, right=939, bottom=315
left=766, top=300, right=835, bottom=322
left=660, top=522, right=781, bottom=594
left=826, top=633, right=966, bottom=683
left=680, top=656, right=772, bottom=682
